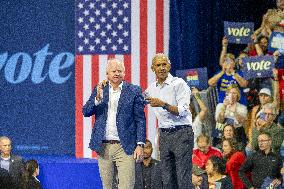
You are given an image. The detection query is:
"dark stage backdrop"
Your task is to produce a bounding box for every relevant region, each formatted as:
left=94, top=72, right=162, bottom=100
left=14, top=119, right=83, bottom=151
left=0, top=0, right=276, bottom=155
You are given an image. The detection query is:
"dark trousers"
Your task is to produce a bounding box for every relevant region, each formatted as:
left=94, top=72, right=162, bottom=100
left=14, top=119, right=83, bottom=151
left=160, top=126, right=194, bottom=189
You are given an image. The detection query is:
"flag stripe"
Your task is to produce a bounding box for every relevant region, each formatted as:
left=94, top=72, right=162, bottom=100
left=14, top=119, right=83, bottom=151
left=147, top=0, right=159, bottom=159
left=75, top=55, right=83, bottom=158
left=140, top=0, right=148, bottom=91
left=131, top=1, right=140, bottom=86
left=83, top=55, right=93, bottom=158
left=124, top=55, right=131, bottom=83
left=156, top=0, right=164, bottom=52
left=164, top=0, right=169, bottom=55
left=91, top=55, right=99, bottom=158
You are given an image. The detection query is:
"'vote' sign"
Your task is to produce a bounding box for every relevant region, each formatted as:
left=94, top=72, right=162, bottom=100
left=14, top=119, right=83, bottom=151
left=224, top=21, right=254, bottom=44
left=242, top=55, right=274, bottom=79
left=0, top=44, right=74, bottom=84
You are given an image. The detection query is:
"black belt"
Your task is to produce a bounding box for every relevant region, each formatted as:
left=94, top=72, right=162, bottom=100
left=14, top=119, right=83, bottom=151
left=102, top=140, right=120, bottom=144
left=160, top=125, right=190, bottom=133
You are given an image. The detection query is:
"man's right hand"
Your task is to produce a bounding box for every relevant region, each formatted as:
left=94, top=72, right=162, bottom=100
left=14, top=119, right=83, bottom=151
left=96, top=80, right=107, bottom=101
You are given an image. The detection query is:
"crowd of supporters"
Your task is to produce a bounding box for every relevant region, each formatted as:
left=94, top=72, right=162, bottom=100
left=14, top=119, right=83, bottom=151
left=191, top=2, right=284, bottom=188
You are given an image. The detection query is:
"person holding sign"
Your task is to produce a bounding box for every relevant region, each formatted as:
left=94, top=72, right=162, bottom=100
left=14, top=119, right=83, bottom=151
left=208, top=40, right=248, bottom=105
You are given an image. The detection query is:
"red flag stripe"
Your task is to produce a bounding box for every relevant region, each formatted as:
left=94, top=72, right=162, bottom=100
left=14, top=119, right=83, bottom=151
left=75, top=55, right=83, bottom=158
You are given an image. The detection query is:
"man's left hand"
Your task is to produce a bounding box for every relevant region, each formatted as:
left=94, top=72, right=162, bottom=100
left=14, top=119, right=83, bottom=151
left=145, top=97, right=165, bottom=107
left=133, top=145, right=144, bottom=162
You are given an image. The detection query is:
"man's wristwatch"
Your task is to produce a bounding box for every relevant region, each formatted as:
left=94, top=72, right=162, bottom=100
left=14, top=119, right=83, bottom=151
left=162, top=103, right=170, bottom=110
left=137, top=144, right=144, bottom=148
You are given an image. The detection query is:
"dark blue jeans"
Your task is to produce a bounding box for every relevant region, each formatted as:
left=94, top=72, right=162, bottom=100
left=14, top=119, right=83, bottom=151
left=160, top=126, right=194, bottom=189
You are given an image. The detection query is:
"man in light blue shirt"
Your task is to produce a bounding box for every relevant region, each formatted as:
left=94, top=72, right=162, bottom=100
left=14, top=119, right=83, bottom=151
left=145, top=53, right=194, bottom=189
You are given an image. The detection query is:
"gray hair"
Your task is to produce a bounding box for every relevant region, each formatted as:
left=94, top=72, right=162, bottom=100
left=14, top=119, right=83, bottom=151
left=0, top=136, right=11, bottom=143
left=106, top=58, right=125, bottom=74
left=262, top=103, right=278, bottom=115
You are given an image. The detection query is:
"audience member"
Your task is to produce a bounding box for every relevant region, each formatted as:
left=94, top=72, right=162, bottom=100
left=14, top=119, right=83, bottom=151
left=250, top=103, right=284, bottom=155
left=205, top=156, right=233, bottom=189
left=222, top=138, right=246, bottom=189
left=253, top=0, right=284, bottom=38
left=192, top=165, right=208, bottom=189
left=215, top=124, right=244, bottom=151
left=0, top=136, right=24, bottom=187
left=134, top=139, right=162, bottom=189
left=191, top=87, right=208, bottom=148
left=239, top=132, right=282, bottom=189
left=192, top=134, right=222, bottom=169
left=215, top=85, right=248, bottom=147
left=21, top=159, right=42, bottom=189
left=209, top=37, right=248, bottom=105
left=0, top=167, right=16, bottom=189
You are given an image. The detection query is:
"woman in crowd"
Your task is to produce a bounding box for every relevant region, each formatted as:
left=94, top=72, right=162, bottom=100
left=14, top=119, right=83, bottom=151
left=205, top=156, right=232, bottom=188
left=215, top=124, right=244, bottom=151
left=215, top=85, right=248, bottom=147
left=21, top=159, right=42, bottom=189
left=222, top=138, right=247, bottom=189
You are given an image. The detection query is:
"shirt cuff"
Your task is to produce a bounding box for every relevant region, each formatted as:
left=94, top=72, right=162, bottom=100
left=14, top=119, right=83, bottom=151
left=94, top=98, right=102, bottom=106
left=177, top=105, right=189, bottom=117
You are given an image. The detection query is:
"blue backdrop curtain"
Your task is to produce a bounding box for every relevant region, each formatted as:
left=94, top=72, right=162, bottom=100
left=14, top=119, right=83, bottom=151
left=169, top=0, right=276, bottom=77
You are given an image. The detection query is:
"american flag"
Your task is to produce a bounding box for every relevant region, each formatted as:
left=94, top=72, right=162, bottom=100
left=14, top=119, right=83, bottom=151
left=75, top=0, right=169, bottom=158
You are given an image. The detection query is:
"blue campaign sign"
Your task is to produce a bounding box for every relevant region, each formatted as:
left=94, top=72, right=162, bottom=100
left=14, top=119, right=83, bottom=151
left=242, top=56, right=274, bottom=80
left=269, top=31, right=284, bottom=53
left=224, top=21, right=254, bottom=44
left=0, top=1, right=75, bottom=155
left=176, top=68, right=208, bottom=90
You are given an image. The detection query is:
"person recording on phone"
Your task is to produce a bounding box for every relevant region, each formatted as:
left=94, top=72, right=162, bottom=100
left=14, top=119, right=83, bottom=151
left=249, top=103, right=284, bottom=155
left=215, top=85, right=248, bottom=147
left=82, top=58, right=146, bottom=189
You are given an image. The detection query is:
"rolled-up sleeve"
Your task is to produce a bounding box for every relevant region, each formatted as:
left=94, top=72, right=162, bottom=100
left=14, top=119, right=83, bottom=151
left=175, top=79, right=191, bottom=117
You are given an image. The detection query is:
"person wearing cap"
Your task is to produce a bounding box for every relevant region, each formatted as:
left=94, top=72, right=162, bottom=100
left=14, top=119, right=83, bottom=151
left=247, top=69, right=280, bottom=152
left=144, top=53, right=194, bottom=188
left=192, top=165, right=208, bottom=189
left=250, top=103, right=284, bottom=155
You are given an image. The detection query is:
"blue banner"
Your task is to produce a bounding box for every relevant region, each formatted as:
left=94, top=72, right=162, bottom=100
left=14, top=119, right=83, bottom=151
left=224, top=21, right=254, bottom=44
left=269, top=31, right=284, bottom=54
left=242, top=56, right=274, bottom=79
left=0, top=1, right=75, bottom=155
left=176, top=68, right=208, bottom=90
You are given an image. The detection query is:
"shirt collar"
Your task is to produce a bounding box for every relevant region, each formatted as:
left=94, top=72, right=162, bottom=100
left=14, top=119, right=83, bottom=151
left=156, top=73, right=173, bottom=87
left=33, top=176, right=40, bottom=182
left=109, top=81, right=123, bottom=91
left=0, top=156, right=11, bottom=161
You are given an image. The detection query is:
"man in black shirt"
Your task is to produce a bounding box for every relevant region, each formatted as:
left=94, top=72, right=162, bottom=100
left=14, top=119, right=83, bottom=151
left=239, top=132, right=282, bottom=188
left=134, top=139, right=162, bottom=189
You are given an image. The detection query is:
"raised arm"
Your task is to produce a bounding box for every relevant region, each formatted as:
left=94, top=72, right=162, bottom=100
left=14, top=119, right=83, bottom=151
left=219, top=37, right=228, bottom=66
left=192, top=87, right=207, bottom=122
